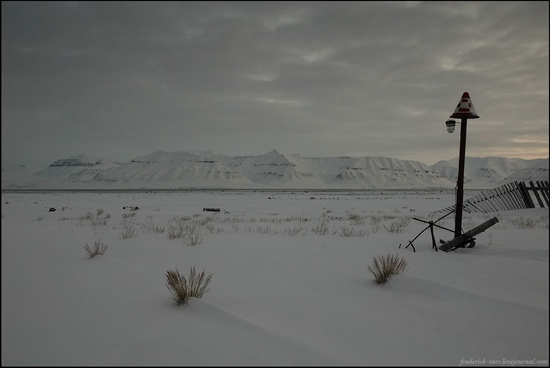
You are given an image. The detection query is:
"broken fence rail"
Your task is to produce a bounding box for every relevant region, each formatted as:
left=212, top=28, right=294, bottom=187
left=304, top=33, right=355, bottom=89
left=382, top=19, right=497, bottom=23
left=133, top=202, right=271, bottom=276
left=439, top=217, right=499, bottom=252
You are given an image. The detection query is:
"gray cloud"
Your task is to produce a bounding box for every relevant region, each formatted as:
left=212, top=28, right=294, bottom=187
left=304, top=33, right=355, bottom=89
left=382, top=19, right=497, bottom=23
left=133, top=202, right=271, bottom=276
left=2, top=1, right=548, bottom=170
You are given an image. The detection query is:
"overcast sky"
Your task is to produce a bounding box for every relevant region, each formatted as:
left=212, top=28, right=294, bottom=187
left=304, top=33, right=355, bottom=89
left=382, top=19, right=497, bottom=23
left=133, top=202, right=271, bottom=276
left=2, top=1, right=548, bottom=170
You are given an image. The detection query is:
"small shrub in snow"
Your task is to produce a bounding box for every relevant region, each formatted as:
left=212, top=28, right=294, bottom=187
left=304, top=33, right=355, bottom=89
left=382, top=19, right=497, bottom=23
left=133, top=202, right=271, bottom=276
left=168, top=227, right=183, bottom=239
left=367, top=253, right=407, bottom=285
left=312, top=219, right=330, bottom=235
left=165, top=266, right=213, bottom=305
left=91, top=217, right=107, bottom=227
left=256, top=225, right=273, bottom=234
left=121, top=224, right=136, bottom=239
left=182, top=223, right=206, bottom=246
left=508, top=216, right=537, bottom=229
left=122, top=212, right=137, bottom=219
left=283, top=226, right=305, bottom=236
left=347, top=212, right=365, bottom=225
left=383, top=217, right=411, bottom=234
left=370, top=215, right=383, bottom=225
left=339, top=226, right=369, bottom=237
left=80, top=211, right=94, bottom=220
left=141, top=219, right=165, bottom=234
left=84, top=239, right=108, bottom=258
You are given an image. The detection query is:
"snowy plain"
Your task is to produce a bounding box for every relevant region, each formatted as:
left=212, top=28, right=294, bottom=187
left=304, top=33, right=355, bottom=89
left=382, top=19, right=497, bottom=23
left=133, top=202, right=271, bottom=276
left=1, top=189, right=548, bottom=366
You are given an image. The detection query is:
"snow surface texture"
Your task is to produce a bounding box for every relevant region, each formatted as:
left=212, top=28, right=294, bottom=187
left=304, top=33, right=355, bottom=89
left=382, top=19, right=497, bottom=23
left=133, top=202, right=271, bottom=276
left=2, top=150, right=548, bottom=190
left=1, top=190, right=548, bottom=365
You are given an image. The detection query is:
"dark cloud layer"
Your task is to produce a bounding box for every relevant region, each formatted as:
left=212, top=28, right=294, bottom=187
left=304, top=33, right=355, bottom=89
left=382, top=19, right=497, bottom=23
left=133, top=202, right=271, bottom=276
left=2, top=1, right=548, bottom=169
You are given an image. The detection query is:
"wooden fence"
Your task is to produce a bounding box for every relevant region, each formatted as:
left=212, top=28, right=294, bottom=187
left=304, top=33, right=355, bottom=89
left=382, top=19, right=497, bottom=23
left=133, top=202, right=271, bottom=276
left=435, top=180, right=549, bottom=214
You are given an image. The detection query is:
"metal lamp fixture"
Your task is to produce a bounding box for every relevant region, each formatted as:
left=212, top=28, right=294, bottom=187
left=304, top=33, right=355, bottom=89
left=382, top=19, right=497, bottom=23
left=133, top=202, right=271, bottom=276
left=445, top=119, right=456, bottom=133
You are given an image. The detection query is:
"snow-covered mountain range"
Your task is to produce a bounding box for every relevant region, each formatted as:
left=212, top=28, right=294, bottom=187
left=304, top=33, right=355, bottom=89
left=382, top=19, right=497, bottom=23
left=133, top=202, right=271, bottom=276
left=2, top=149, right=548, bottom=190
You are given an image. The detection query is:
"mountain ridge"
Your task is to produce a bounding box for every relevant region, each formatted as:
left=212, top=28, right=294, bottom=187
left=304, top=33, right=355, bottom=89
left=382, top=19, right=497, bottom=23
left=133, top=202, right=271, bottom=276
left=2, top=150, right=548, bottom=190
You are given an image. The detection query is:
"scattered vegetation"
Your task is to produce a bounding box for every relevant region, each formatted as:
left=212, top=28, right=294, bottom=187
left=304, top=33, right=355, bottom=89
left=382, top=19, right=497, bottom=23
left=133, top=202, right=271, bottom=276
left=508, top=216, right=538, bottom=229
left=383, top=217, right=411, bottom=234
left=256, top=225, right=274, bottom=234
left=339, top=226, right=369, bottom=237
left=165, top=266, right=213, bottom=305
left=367, top=253, right=408, bottom=285
left=282, top=226, right=305, bottom=236
left=312, top=219, right=330, bottom=235
left=182, top=222, right=206, bottom=246
left=121, top=224, right=137, bottom=239
left=122, top=212, right=137, bottom=219
left=91, top=217, right=108, bottom=227
left=347, top=212, right=366, bottom=225
left=80, top=211, right=94, bottom=221
left=141, top=219, right=166, bottom=234
left=84, top=239, right=108, bottom=258
left=166, top=218, right=206, bottom=245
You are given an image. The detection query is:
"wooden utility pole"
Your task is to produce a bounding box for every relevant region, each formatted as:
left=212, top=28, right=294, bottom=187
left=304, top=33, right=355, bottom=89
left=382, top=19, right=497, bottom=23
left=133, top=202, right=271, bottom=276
left=454, top=117, right=468, bottom=238
left=448, top=92, right=479, bottom=239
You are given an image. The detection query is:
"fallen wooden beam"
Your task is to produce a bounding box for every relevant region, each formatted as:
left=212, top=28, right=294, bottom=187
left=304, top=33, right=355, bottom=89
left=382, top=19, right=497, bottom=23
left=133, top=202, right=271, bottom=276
left=439, top=217, right=499, bottom=252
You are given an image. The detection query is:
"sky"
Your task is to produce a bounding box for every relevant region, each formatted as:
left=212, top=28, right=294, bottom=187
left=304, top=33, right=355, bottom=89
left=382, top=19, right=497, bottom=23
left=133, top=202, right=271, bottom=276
left=2, top=1, right=549, bottom=170
left=2, top=191, right=549, bottom=365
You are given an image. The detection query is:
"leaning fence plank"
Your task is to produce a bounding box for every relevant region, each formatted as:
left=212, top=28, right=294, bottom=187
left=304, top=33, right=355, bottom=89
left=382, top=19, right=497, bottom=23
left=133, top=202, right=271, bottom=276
left=509, top=182, right=527, bottom=209
left=497, top=186, right=512, bottom=210
left=492, top=187, right=509, bottom=211
left=468, top=196, right=487, bottom=213
left=536, top=180, right=549, bottom=207
left=483, top=189, right=501, bottom=212
left=487, top=190, right=502, bottom=211
left=542, top=180, right=549, bottom=206
left=468, top=194, right=485, bottom=213
left=521, top=181, right=536, bottom=208
left=464, top=196, right=478, bottom=213
left=462, top=200, right=473, bottom=213
left=496, top=185, right=514, bottom=210
left=495, top=187, right=514, bottom=210
left=529, top=180, right=545, bottom=208
left=505, top=183, right=523, bottom=209
left=475, top=193, right=494, bottom=213
left=516, top=181, right=532, bottom=208
left=519, top=181, right=533, bottom=208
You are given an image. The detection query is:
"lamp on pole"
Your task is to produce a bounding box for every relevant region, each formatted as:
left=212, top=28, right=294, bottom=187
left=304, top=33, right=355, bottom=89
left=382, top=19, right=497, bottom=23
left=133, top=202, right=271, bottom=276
left=445, top=92, right=479, bottom=239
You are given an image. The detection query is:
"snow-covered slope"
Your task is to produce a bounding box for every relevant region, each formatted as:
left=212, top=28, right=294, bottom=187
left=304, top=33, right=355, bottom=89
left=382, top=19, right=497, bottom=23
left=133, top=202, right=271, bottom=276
left=94, top=151, right=257, bottom=189
left=330, top=157, right=451, bottom=188
left=2, top=150, right=548, bottom=190
left=431, top=157, right=548, bottom=188
left=2, top=155, right=122, bottom=189
left=499, top=159, right=549, bottom=183
left=1, top=165, right=39, bottom=189
left=219, top=150, right=328, bottom=188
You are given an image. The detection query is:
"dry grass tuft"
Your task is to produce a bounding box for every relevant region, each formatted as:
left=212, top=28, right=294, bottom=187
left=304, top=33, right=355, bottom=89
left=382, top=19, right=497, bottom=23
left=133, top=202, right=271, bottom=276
left=367, top=253, right=408, bottom=284
left=84, top=239, right=108, bottom=258
left=165, top=266, right=213, bottom=305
